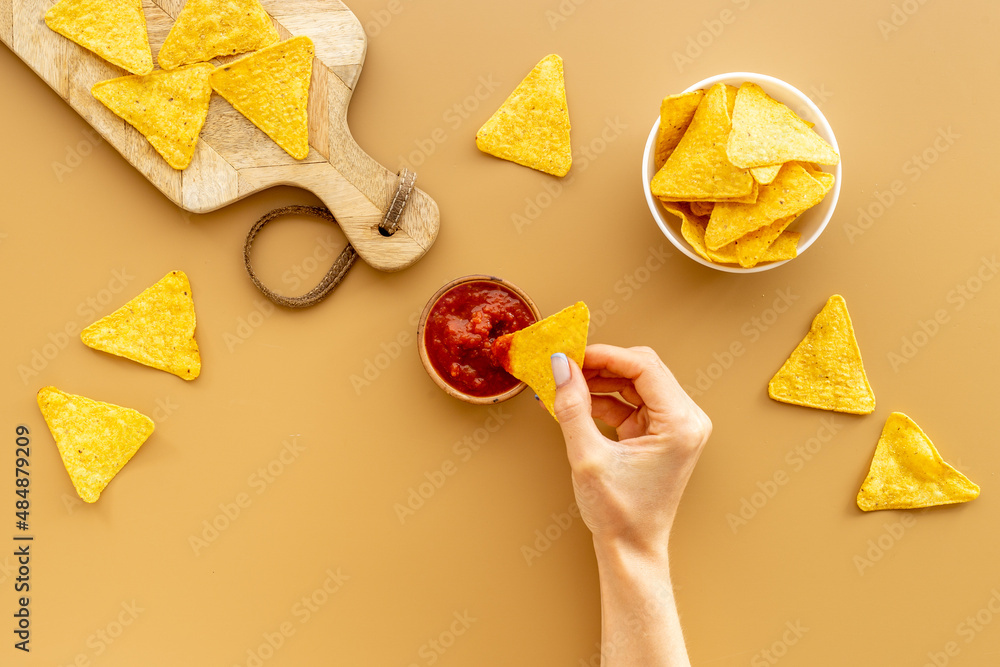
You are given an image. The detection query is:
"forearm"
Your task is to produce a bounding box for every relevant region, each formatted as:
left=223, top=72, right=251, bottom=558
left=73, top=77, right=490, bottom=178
left=594, top=540, right=690, bottom=667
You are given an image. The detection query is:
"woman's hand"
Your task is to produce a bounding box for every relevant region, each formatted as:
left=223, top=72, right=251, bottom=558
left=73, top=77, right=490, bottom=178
left=551, top=344, right=712, bottom=558
left=549, top=344, right=711, bottom=666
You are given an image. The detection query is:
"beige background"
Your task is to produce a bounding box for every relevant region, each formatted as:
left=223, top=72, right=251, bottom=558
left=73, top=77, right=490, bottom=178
left=3, top=0, right=1000, bottom=665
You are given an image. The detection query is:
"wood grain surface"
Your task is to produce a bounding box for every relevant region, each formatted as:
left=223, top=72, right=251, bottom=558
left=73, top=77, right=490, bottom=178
left=2, top=0, right=439, bottom=271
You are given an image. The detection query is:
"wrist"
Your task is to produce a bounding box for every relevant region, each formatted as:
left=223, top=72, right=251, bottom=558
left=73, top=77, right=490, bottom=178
left=593, top=535, right=671, bottom=583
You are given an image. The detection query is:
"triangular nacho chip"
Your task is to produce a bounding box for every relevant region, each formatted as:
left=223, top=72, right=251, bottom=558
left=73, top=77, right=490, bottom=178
left=81, top=270, right=201, bottom=380
left=768, top=295, right=875, bottom=414
left=651, top=83, right=754, bottom=201
left=668, top=203, right=798, bottom=266
left=157, top=0, right=278, bottom=70
left=727, top=82, right=839, bottom=169
left=494, top=302, right=589, bottom=420
left=750, top=163, right=782, bottom=185
left=45, top=0, right=152, bottom=75
left=210, top=36, right=314, bottom=160
left=476, top=54, right=572, bottom=177
left=732, top=214, right=798, bottom=268
left=92, top=64, right=213, bottom=170
left=37, top=387, right=154, bottom=503
left=689, top=201, right=714, bottom=218
left=705, top=162, right=827, bottom=250
left=857, top=412, right=980, bottom=511
left=653, top=90, right=704, bottom=170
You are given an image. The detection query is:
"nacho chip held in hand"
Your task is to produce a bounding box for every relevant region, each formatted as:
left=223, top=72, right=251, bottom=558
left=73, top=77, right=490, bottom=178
left=494, top=302, right=589, bottom=420
left=857, top=412, right=979, bottom=511
left=768, top=295, right=875, bottom=414
left=92, top=63, right=213, bottom=170
left=81, top=270, right=201, bottom=380
left=476, top=54, right=572, bottom=177
left=38, top=387, right=155, bottom=503
left=157, top=0, right=278, bottom=70
left=211, top=35, right=314, bottom=160
left=45, top=0, right=153, bottom=75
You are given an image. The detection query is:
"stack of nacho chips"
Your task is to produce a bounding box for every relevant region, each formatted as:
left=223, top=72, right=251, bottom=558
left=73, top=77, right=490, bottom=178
left=650, top=82, right=839, bottom=268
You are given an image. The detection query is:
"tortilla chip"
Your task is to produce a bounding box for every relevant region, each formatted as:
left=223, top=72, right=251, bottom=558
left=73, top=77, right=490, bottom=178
left=495, top=302, right=589, bottom=420
left=81, top=270, right=201, bottom=380
left=768, top=295, right=876, bottom=414
left=688, top=201, right=714, bottom=218
left=476, top=54, right=572, bottom=177
left=727, top=82, right=839, bottom=169
left=750, top=163, right=782, bottom=185
left=857, top=412, right=980, bottom=511
left=763, top=230, right=800, bottom=260
left=653, top=90, right=704, bottom=170
left=45, top=0, right=152, bottom=75
left=805, top=166, right=836, bottom=190
left=157, top=0, right=278, bottom=70
left=705, top=162, right=827, bottom=250
left=92, top=64, right=213, bottom=170
left=674, top=208, right=798, bottom=266
left=651, top=83, right=754, bottom=201
left=724, top=84, right=738, bottom=117
left=37, top=387, right=154, bottom=503
left=733, top=215, right=798, bottom=268
left=210, top=36, right=314, bottom=160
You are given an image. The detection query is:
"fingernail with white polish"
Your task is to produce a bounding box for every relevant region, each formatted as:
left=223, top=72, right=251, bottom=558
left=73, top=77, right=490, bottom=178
left=551, top=353, right=570, bottom=387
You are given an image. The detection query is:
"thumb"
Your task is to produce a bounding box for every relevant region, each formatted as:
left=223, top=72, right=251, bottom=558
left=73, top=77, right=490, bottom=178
left=551, top=353, right=604, bottom=463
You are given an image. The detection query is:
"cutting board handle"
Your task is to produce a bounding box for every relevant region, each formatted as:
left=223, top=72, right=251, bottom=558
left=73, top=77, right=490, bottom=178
left=285, top=104, right=440, bottom=273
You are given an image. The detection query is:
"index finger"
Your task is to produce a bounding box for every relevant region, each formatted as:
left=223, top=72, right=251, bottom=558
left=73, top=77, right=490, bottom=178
left=582, top=344, right=688, bottom=414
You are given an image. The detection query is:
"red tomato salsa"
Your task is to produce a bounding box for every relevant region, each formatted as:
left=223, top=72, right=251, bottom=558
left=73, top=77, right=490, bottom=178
left=424, top=281, right=536, bottom=397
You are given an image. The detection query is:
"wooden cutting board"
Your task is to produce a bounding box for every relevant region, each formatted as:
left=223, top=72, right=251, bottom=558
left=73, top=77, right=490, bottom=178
left=0, top=0, right=439, bottom=272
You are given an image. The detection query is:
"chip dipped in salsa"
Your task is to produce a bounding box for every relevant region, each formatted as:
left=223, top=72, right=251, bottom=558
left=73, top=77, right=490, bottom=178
left=423, top=281, right=537, bottom=397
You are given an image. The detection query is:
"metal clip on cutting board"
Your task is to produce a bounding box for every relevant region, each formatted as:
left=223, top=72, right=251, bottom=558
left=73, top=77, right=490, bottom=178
left=1, top=0, right=440, bottom=303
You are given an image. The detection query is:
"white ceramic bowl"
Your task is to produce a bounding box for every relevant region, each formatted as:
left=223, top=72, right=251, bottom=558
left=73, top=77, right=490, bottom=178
left=641, top=72, right=842, bottom=273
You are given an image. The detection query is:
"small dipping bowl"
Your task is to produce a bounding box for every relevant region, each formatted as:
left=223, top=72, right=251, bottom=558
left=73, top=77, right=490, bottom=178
left=417, top=275, right=541, bottom=405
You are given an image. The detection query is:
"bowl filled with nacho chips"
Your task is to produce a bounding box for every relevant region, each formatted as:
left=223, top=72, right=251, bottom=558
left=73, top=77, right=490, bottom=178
left=642, top=73, right=842, bottom=272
